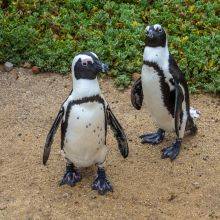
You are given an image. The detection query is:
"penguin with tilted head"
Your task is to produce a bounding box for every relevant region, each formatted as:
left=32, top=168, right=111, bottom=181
left=43, top=52, right=128, bottom=195
left=131, top=24, right=198, bottom=160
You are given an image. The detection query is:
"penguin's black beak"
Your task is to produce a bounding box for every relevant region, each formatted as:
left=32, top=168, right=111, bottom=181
left=101, top=63, right=109, bottom=73
left=95, top=60, right=109, bottom=73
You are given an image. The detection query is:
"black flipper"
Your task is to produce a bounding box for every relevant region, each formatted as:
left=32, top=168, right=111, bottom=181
left=174, top=82, right=184, bottom=138
left=131, top=78, right=143, bottom=110
left=43, top=107, right=64, bottom=165
left=106, top=106, right=129, bottom=158
left=169, top=54, right=190, bottom=114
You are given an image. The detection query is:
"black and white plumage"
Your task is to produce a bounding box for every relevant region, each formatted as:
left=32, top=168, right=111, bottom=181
left=43, top=52, right=128, bottom=195
left=131, top=24, right=197, bottom=160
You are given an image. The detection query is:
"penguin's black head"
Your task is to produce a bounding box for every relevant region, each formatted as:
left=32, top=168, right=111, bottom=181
left=72, top=52, right=109, bottom=80
left=145, top=24, right=167, bottom=47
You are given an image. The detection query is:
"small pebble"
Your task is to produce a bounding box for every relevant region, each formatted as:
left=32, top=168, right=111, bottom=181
left=4, top=62, right=13, bottom=72
left=168, top=194, right=177, bottom=201
left=63, top=193, right=69, bottom=198
left=32, top=66, right=40, bottom=74
left=203, top=156, right=209, bottom=161
left=192, top=182, right=200, bottom=189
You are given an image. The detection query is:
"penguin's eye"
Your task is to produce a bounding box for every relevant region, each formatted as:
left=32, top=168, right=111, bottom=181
left=87, top=61, right=93, bottom=65
left=158, top=28, right=162, bottom=32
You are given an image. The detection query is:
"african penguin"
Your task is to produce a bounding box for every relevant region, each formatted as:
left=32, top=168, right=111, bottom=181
left=43, top=52, right=129, bottom=195
left=131, top=24, right=197, bottom=160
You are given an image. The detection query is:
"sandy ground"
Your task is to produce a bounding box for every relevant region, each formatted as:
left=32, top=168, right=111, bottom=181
left=0, top=67, right=219, bottom=220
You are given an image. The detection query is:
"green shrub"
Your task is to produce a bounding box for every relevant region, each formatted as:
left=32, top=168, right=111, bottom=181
left=0, top=0, right=219, bottom=93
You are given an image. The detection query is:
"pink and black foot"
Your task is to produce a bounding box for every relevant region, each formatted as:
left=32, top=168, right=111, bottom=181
left=161, top=138, right=181, bottom=161
left=59, top=163, right=81, bottom=187
left=92, top=167, right=113, bottom=195
left=140, top=128, right=165, bottom=144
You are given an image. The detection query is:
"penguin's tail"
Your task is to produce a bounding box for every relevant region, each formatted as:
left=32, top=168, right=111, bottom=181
left=186, top=109, right=199, bottom=135
left=190, top=107, right=201, bottom=119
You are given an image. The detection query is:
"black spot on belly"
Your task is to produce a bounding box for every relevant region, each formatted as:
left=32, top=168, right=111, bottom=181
left=93, top=129, right=96, bottom=133
left=86, top=125, right=88, bottom=128
left=89, top=123, right=91, bottom=126
left=77, top=116, right=79, bottom=119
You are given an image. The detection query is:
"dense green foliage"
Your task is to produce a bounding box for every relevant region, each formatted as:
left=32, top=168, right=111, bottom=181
left=0, top=0, right=219, bottom=92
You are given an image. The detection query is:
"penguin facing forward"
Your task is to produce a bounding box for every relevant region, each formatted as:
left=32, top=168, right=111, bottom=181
left=43, top=52, right=129, bottom=195
left=131, top=24, right=197, bottom=160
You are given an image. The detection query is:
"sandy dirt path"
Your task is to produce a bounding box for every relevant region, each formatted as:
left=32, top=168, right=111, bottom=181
left=0, top=67, right=219, bottom=219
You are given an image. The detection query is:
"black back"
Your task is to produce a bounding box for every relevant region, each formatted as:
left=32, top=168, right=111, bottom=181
left=168, top=54, right=190, bottom=113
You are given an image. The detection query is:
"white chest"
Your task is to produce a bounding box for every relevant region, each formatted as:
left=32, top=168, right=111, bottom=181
left=141, top=65, right=174, bottom=131
left=63, top=101, right=108, bottom=167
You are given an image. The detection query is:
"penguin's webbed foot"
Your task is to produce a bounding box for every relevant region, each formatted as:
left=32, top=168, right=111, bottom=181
left=161, top=139, right=181, bottom=161
left=92, top=168, right=113, bottom=195
left=59, top=164, right=81, bottom=187
left=140, top=128, right=165, bottom=145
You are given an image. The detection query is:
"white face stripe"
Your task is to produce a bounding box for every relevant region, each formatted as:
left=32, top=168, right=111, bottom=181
left=90, top=52, right=98, bottom=59
left=154, top=24, right=162, bottom=30
left=145, top=24, right=163, bottom=32
left=145, top=26, right=150, bottom=32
